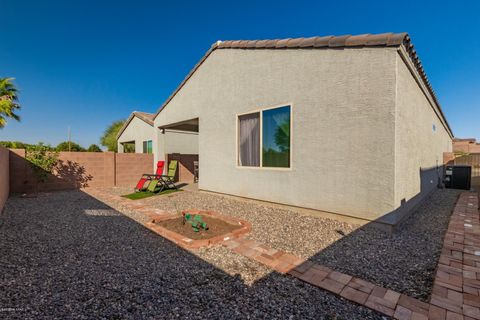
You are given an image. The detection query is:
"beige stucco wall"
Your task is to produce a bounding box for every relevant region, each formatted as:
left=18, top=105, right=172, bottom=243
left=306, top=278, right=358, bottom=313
left=118, top=117, right=154, bottom=153
left=393, top=53, right=452, bottom=223
left=154, top=129, right=199, bottom=165
left=120, top=117, right=199, bottom=159
left=164, top=130, right=198, bottom=154
left=155, top=48, right=400, bottom=221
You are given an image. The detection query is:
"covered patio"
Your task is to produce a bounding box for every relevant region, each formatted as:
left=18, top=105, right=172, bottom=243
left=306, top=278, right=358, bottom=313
left=158, top=117, right=199, bottom=133
left=158, top=117, right=199, bottom=183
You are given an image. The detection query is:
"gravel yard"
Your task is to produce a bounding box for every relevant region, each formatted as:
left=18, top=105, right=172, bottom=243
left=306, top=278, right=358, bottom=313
left=0, top=191, right=384, bottom=319
left=311, top=189, right=461, bottom=302
left=103, top=186, right=461, bottom=302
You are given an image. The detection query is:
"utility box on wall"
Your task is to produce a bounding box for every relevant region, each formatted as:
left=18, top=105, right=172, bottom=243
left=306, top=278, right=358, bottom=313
left=445, top=165, right=472, bottom=190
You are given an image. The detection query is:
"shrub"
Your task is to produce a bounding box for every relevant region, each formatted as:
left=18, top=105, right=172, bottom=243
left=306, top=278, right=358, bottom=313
left=56, top=141, right=85, bottom=152
left=25, top=143, right=59, bottom=192
left=87, top=144, right=102, bottom=152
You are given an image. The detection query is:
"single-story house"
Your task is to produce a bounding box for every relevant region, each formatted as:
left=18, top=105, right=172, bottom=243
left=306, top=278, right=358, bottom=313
left=117, top=111, right=198, bottom=155
left=150, top=32, right=453, bottom=230
left=453, top=138, right=480, bottom=154
left=117, top=111, right=156, bottom=153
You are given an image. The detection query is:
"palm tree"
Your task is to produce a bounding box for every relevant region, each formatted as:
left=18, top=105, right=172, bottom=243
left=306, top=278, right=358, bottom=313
left=0, top=78, right=21, bottom=128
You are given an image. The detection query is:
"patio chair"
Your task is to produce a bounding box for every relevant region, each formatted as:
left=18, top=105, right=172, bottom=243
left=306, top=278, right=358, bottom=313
left=146, top=179, right=164, bottom=193
left=142, top=160, right=165, bottom=179
left=135, top=178, right=150, bottom=192
left=159, top=160, right=178, bottom=190
left=193, top=160, right=199, bottom=183
left=134, top=161, right=165, bottom=192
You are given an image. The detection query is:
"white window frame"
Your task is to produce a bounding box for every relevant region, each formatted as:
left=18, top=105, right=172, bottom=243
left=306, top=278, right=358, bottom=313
left=235, top=103, right=293, bottom=171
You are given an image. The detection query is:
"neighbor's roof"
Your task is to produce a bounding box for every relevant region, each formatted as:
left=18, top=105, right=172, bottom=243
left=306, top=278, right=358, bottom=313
left=153, top=32, right=452, bottom=136
left=116, top=111, right=155, bottom=139
left=453, top=138, right=477, bottom=143
left=132, top=111, right=155, bottom=126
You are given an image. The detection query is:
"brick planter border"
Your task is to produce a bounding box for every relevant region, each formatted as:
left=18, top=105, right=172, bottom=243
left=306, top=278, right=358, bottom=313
left=87, top=188, right=478, bottom=319
left=145, top=209, right=251, bottom=249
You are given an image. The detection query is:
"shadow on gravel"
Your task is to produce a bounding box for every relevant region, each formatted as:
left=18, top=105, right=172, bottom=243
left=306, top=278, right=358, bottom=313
left=305, top=187, right=461, bottom=302
left=0, top=190, right=382, bottom=319
left=0, top=166, right=463, bottom=318
left=293, top=166, right=462, bottom=302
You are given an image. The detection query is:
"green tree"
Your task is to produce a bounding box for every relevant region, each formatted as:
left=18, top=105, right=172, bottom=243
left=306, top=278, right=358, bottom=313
left=100, top=120, right=125, bottom=152
left=0, top=78, right=21, bottom=128
left=274, top=120, right=290, bottom=153
left=87, top=144, right=102, bottom=152
left=56, top=141, right=85, bottom=152
left=25, top=143, right=59, bottom=193
left=0, top=141, right=29, bottom=149
left=123, top=143, right=135, bottom=153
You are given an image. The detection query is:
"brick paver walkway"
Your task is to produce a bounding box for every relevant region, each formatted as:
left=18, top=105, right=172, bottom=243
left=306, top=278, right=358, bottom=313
left=429, top=192, right=480, bottom=319
left=222, top=237, right=430, bottom=319
left=87, top=188, right=479, bottom=320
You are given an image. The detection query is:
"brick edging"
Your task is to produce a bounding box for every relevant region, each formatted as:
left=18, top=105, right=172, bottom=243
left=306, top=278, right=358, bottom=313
left=145, top=209, right=251, bottom=249
left=85, top=189, right=251, bottom=249
left=429, top=191, right=480, bottom=319
left=87, top=188, right=477, bottom=319
left=222, top=237, right=429, bottom=318
left=221, top=192, right=480, bottom=319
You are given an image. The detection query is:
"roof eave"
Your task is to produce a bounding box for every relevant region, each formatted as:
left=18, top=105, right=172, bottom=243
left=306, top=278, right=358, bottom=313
left=152, top=33, right=453, bottom=138
left=116, top=112, right=154, bottom=140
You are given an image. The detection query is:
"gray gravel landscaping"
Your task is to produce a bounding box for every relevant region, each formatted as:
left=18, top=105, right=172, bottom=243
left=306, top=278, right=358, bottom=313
left=0, top=190, right=384, bottom=319
left=313, top=189, right=461, bottom=301
left=103, top=186, right=461, bottom=302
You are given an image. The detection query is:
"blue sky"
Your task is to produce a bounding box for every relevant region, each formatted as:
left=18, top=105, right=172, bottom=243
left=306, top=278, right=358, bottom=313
left=1, top=0, right=479, bottom=147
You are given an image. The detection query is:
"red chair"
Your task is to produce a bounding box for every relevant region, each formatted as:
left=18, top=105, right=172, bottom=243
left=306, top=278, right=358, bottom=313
left=134, top=161, right=165, bottom=191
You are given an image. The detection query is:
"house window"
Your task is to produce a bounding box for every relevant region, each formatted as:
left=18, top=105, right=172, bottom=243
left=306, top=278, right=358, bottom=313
left=123, top=142, right=135, bottom=153
left=238, top=112, right=260, bottom=166
left=238, top=105, right=291, bottom=168
left=143, top=140, right=152, bottom=154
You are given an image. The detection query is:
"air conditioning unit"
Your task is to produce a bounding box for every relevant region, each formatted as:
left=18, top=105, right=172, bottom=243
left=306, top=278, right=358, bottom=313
left=445, top=165, right=471, bottom=190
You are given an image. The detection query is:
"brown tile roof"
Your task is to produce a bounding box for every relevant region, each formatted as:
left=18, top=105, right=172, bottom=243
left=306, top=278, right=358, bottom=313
left=133, top=111, right=155, bottom=126
left=116, top=111, right=154, bottom=140
left=216, top=33, right=407, bottom=49
left=154, top=33, right=452, bottom=136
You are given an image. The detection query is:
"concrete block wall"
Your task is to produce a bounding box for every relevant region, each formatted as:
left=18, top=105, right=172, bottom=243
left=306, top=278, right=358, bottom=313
left=0, top=146, right=9, bottom=213
left=116, top=153, right=154, bottom=186
left=443, top=152, right=455, bottom=165
left=8, top=149, right=153, bottom=193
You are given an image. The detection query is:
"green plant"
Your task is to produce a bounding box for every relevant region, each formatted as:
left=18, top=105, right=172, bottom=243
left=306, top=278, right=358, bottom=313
left=182, top=213, right=208, bottom=232
left=56, top=141, right=85, bottom=152
left=122, top=142, right=135, bottom=153
left=87, top=144, right=102, bottom=152
left=100, top=119, right=125, bottom=152
left=0, top=77, right=21, bottom=128
left=0, top=141, right=31, bottom=149
left=0, top=141, right=52, bottom=150
left=25, top=143, right=59, bottom=192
